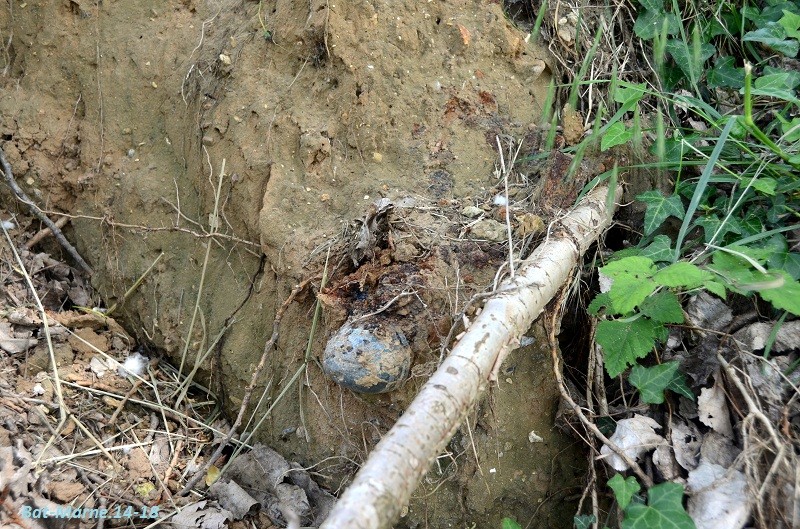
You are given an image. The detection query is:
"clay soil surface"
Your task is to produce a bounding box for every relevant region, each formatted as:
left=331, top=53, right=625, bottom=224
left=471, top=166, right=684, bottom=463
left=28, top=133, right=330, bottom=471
left=1, top=1, right=595, bottom=527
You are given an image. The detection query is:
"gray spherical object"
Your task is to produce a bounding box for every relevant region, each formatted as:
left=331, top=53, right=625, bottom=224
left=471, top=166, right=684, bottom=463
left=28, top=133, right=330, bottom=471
left=322, top=319, right=412, bottom=394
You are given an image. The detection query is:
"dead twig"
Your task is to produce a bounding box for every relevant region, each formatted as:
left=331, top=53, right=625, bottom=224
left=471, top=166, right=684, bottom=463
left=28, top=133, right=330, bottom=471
left=0, top=145, right=93, bottom=274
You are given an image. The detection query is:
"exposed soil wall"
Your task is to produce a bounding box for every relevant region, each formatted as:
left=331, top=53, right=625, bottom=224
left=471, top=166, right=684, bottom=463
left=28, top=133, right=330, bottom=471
left=1, top=0, right=584, bottom=525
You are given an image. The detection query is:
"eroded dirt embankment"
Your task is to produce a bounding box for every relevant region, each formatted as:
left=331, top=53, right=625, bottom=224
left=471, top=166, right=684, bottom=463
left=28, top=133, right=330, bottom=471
left=1, top=0, right=584, bottom=525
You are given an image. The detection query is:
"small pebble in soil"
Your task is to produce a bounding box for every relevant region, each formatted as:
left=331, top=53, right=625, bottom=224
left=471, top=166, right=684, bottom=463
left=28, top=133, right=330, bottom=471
left=322, top=318, right=412, bottom=394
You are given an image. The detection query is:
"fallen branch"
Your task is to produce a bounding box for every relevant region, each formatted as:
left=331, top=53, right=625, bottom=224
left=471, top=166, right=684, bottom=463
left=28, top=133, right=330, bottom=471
left=320, top=184, right=620, bottom=529
left=0, top=145, right=93, bottom=274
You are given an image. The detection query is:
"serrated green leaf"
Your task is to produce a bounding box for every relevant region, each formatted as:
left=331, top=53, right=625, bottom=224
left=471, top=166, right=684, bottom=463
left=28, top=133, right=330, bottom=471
left=743, top=22, right=800, bottom=57
left=637, top=191, right=685, bottom=235
left=573, top=514, right=596, bottom=529
left=600, top=256, right=658, bottom=279
left=667, top=372, right=695, bottom=400
left=630, top=361, right=680, bottom=403
left=608, top=277, right=658, bottom=314
left=602, top=122, right=634, bottom=151
left=502, top=518, right=522, bottom=529
left=588, top=292, right=612, bottom=315
left=639, top=291, right=684, bottom=323
left=654, top=262, right=710, bottom=289
left=759, top=272, right=800, bottom=315
left=703, top=279, right=728, bottom=299
left=623, top=482, right=696, bottom=529
left=707, top=56, right=745, bottom=89
left=597, top=318, right=663, bottom=378
left=608, top=474, right=641, bottom=510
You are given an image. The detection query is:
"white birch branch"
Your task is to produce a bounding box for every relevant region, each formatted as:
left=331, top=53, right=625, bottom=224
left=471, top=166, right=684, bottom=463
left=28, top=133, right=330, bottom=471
left=320, top=184, right=620, bottom=529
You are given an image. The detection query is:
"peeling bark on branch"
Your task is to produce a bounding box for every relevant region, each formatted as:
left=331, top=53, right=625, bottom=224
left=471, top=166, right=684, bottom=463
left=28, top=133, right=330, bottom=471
left=320, top=185, right=620, bottom=529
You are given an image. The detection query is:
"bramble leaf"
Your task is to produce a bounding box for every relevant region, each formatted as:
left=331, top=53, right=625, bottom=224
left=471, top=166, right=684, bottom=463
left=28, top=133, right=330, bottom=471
left=608, top=474, right=641, bottom=510
left=573, top=515, right=596, bottom=529
left=639, top=291, right=684, bottom=323
left=598, top=318, right=664, bottom=378
left=637, top=191, right=685, bottom=235
left=608, top=276, right=658, bottom=314
left=654, top=262, right=711, bottom=289
left=629, top=361, right=680, bottom=403
left=703, top=279, right=728, bottom=299
left=758, top=272, right=800, bottom=316
left=622, top=482, right=696, bottom=529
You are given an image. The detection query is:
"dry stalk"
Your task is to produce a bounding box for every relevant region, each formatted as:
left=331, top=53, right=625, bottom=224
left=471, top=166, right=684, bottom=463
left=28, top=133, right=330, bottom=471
left=0, top=146, right=93, bottom=274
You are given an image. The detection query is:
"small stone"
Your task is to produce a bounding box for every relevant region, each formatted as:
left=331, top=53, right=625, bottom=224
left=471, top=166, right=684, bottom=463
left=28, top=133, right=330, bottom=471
left=461, top=205, right=483, bottom=218
left=201, top=135, right=215, bottom=146
left=470, top=219, right=507, bottom=242
left=219, top=54, right=231, bottom=65
left=372, top=152, right=383, bottom=162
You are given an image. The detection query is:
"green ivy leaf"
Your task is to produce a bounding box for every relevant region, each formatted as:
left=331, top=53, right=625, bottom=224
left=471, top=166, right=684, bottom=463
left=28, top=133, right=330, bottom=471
left=602, top=122, right=634, bottom=151
left=769, top=251, right=800, bottom=280
left=640, top=235, right=674, bottom=263
left=751, top=176, right=778, bottom=195
left=654, top=262, right=711, bottom=289
left=637, top=0, right=663, bottom=12
left=597, top=318, right=663, bottom=378
left=639, top=291, right=684, bottom=323
left=502, top=518, right=522, bottom=529
left=707, top=56, right=745, bottom=89
left=667, top=371, right=695, bottom=400
left=614, top=82, right=648, bottom=105
left=779, top=9, right=800, bottom=39
left=778, top=116, right=800, bottom=142
left=665, top=39, right=716, bottom=82
left=755, top=72, right=796, bottom=91
left=630, top=361, right=681, bottom=403
left=608, top=474, right=641, bottom=510
left=634, top=10, right=680, bottom=39
left=573, top=514, right=596, bottom=529
left=743, top=22, right=799, bottom=57
left=637, top=191, right=685, bottom=235
left=623, top=482, right=696, bottom=529
left=694, top=215, right=726, bottom=243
